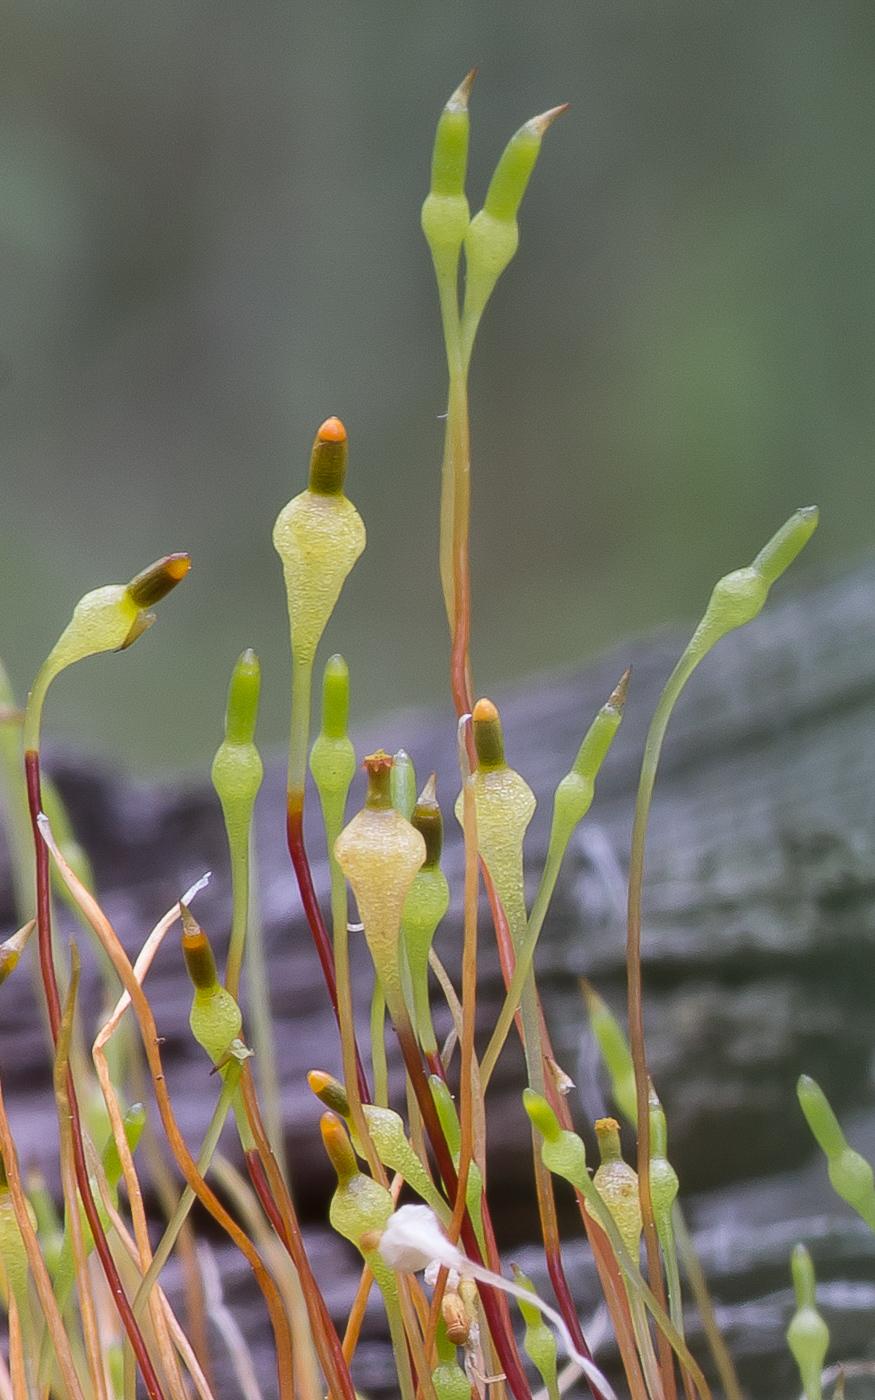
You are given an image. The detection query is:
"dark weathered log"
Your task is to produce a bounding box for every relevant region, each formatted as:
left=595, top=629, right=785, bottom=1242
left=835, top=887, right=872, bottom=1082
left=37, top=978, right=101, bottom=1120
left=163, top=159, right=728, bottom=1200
left=4, top=555, right=875, bottom=1396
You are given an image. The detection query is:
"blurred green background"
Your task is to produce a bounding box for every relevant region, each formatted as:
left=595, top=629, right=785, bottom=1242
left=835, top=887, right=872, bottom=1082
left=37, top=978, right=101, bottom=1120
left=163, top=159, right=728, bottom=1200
left=2, top=0, right=874, bottom=775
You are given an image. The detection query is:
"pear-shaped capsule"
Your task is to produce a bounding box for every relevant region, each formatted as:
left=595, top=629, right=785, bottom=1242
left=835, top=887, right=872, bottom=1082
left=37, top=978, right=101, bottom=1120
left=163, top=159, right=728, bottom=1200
left=587, top=1118, right=642, bottom=1260
left=454, top=699, right=535, bottom=940
left=273, top=418, right=366, bottom=667
left=335, top=752, right=426, bottom=979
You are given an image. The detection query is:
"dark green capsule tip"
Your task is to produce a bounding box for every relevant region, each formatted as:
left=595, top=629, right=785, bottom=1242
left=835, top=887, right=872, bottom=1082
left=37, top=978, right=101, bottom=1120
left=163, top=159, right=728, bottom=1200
left=411, top=773, right=443, bottom=867
left=181, top=903, right=220, bottom=992
left=363, top=750, right=395, bottom=809
left=308, top=418, right=348, bottom=496
left=224, top=649, right=261, bottom=745
left=126, top=553, right=191, bottom=608
left=472, top=698, right=505, bottom=770
left=308, top=1070, right=351, bottom=1117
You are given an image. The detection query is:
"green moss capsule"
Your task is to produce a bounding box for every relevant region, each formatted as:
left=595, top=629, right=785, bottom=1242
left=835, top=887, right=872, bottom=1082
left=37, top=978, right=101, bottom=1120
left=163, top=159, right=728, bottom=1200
left=787, top=1243, right=829, bottom=1400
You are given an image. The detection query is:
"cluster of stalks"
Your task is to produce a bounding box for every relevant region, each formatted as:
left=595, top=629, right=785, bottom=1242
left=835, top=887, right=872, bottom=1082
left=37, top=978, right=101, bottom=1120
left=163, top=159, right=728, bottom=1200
left=0, top=71, right=866, bottom=1400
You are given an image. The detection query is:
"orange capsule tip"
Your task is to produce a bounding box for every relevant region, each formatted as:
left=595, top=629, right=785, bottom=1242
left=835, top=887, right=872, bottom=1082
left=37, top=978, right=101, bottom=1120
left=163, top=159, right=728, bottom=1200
left=317, top=416, right=347, bottom=443
left=164, top=553, right=192, bottom=580
left=308, top=1070, right=334, bottom=1094
left=472, top=697, right=499, bottom=723
left=363, top=749, right=395, bottom=775
left=595, top=1116, right=621, bottom=1134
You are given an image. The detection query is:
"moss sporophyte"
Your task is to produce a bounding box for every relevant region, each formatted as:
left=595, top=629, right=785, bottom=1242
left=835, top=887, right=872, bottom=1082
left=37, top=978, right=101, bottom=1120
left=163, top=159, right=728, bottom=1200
left=0, top=69, right=853, bottom=1400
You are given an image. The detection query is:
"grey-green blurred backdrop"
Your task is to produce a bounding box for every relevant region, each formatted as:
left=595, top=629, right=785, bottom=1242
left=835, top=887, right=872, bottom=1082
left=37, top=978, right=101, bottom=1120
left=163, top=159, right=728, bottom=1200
left=3, top=0, right=874, bottom=774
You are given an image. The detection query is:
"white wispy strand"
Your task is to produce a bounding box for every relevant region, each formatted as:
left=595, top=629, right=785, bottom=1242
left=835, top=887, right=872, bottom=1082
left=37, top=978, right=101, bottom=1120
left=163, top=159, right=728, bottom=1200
left=379, top=1205, right=618, bottom=1400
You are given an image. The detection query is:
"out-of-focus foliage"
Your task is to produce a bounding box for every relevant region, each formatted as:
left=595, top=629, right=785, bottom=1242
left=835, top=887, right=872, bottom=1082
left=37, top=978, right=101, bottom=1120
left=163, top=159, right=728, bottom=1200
left=2, top=0, right=873, bottom=772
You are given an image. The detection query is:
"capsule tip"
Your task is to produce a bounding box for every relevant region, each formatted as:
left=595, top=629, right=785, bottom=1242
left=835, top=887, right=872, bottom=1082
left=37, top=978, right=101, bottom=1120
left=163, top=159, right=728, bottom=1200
left=472, top=697, right=499, bottom=724
left=363, top=749, right=394, bottom=776
left=448, top=68, right=477, bottom=111
left=317, top=416, right=347, bottom=444
left=528, top=103, right=570, bottom=137
left=164, top=553, right=192, bottom=582
left=608, top=667, right=631, bottom=712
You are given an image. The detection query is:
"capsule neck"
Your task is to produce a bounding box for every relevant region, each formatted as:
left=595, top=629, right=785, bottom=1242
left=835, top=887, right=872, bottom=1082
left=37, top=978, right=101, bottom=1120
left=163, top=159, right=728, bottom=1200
left=364, top=751, right=395, bottom=810
left=595, top=1117, right=624, bottom=1165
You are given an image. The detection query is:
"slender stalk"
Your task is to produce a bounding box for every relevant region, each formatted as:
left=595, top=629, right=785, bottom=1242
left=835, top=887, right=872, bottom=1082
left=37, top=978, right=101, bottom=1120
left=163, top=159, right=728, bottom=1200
left=0, top=1064, right=87, bottom=1400
left=626, top=664, right=693, bottom=1383
left=341, top=1265, right=375, bottom=1362
left=242, top=869, right=286, bottom=1173
left=672, top=1206, right=745, bottom=1400
left=239, top=1072, right=359, bottom=1400
left=134, top=1068, right=242, bottom=1318
left=286, top=800, right=369, bottom=1102
left=37, top=817, right=297, bottom=1400
left=53, top=953, right=111, bottom=1400
left=26, top=752, right=169, bottom=1400
left=447, top=371, right=474, bottom=719
left=288, top=657, right=314, bottom=807
left=371, top=982, right=389, bottom=1106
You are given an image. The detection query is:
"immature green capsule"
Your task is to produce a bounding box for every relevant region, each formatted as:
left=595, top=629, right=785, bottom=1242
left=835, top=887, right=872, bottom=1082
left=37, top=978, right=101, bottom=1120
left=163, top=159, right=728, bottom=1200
left=690, top=507, right=819, bottom=655
left=648, top=1090, right=679, bottom=1231
left=523, top=1089, right=588, bottom=1193
left=513, top=1263, right=560, bottom=1397
left=582, top=981, right=637, bottom=1125
left=321, top=1112, right=394, bottom=1265
left=309, top=654, right=357, bottom=853
left=552, top=671, right=628, bottom=844
left=797, top=1074, right=875, bottom=1230
left=787, top=1243, right=829, bottom=1400
left=462, top=105, right=567, bottom=341
left=212, top=650, right=263, bottom=830
left=421, top=71, right=474, bottom=271
left=402, top=775, right=450, bottom=1051
left=181, top=904, right=243, bottom=1067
